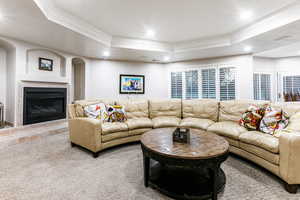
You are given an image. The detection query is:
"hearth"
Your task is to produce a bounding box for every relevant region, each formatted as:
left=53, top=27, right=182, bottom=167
left=23, top=87, right=67, bottom=125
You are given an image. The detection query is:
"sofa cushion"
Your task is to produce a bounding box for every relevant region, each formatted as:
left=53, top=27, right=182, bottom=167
left=219, top=100, right=269, bottom=122
left=149, top=99, right=181, bottom=119
left=116, top=99, right=149, bottom=119
left=129, top=128, right=152, bottom=136
left=239, top=131, right=279, bottom=153
left=102, top=122, right=128, bottom=134
left=180, top=117, right=214, bottom=130
left=207, top=121, right=247, bottom=140
left=126, top=118, right=153, bottom=130
left=239, top=142, right=279, bottom=165
left=182, top=99, right=219, bottom=121
left=270, top=102, right=300, bottom=118
left=152, top=116, right=181, bottom=128
left=74, top=99, right=114, bottom=117
left=102, top=131, right=129, bottom=142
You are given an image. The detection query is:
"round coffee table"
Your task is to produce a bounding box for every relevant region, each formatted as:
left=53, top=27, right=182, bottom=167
left=141, top=128, right=229, bottom=200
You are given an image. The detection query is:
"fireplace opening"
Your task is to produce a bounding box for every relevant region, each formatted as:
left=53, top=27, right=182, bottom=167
left=23, top=87, right=67, bottom=125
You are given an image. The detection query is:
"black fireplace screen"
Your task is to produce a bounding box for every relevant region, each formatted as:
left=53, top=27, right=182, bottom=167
left=23, top=87, right=67, bottom=125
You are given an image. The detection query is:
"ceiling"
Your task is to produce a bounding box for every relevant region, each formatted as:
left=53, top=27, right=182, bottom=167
left=0, top=0, right=300, bottom=62
left=52, top=0, right=296, bottom=42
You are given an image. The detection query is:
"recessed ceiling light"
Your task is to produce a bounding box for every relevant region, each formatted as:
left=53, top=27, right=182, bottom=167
left=146, top=29, right=155, bottom=38
left=164, top=56, right=170, bottom=62
left=240, top=11, right=253, bottom=20
left=244, top=46, right=252, bottom=52
left=103, top=51, right=110, bottom=57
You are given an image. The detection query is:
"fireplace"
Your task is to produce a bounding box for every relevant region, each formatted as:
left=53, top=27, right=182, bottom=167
left=23, top=87, right=67, bottom=125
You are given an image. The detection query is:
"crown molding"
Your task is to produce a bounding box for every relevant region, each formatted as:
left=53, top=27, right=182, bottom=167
left=174, top=35, right=231, bottom=53
left=231, top=1, right=300, bottom=43
left=33, top=0, right=112, bottom=46
left=111, top=37, right=173, bottom=52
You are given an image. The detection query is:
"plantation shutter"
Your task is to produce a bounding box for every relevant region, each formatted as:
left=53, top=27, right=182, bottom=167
left=219, top=67, right=235, bottom=101
left=253, top=73, right=271, bottom=100
left=201, top=68, right=216, bottom=99
left=283, top=75, right=300, bottom=94
left=185, top=70, right=199, bottom=99
left=260, top=74, right=271, bottom=100
left=253, top=74, right=260, bottom=100
left=171, top=72, right=183, bottom=99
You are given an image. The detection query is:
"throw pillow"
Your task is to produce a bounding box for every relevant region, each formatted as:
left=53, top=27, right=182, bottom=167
left=259, top=106, right=289, bottom=135
left=105, top=105, right=127, bottom=122
left=84, top=103, right=107, bottom=122
left=239, top=105, right=266, bottom=130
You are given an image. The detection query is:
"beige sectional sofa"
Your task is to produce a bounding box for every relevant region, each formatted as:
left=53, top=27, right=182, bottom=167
left=68, top=99, right=300, bottom=193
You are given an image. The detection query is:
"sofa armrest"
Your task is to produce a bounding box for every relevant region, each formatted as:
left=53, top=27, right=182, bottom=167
left=68, top=117, right=102, bottom=152
left=279, top=131, right=300, bottom=184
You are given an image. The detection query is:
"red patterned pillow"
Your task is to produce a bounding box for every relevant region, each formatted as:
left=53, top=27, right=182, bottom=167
left=239, top=105, right=266, bottom=130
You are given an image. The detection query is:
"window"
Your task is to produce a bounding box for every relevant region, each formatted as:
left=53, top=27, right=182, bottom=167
left=171, top=72, right=183, bottom=98
left=170, top=65, right=236, bottom=100
left=219, top=67, right=235, bottom=101
left=201, top=68, right=216, bottom=99
left=283, top=75, right=300, bottom=101
left=253, top=73, right=271, bottom=100
left=185, top=70, right=199, bottom=99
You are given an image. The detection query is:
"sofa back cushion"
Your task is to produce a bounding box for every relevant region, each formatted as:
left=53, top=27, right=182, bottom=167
left=219, top=100, right=269, bottom=122
left=270, top=102, right=300, bottom=119
left=149, top=99, right=182, bottom=119
left=74, top=99, right=115, bottom=117
left=116, top=99, right=149, bottom=119
left=182, top=99, right=219, bottom=121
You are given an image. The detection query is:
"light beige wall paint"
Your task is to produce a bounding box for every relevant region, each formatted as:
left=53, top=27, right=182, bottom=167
left=85, top=60, right=168, bottom=99
left=0, top=49, right=7, bottom=106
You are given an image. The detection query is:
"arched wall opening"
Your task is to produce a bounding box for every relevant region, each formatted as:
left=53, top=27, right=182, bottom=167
left=0, top=38, right=16, bottom=127
left=72, top=58, right=86, bottom=101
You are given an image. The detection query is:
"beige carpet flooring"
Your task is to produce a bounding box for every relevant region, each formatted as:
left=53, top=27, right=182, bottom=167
left=0, top=132, right=299, bottom=200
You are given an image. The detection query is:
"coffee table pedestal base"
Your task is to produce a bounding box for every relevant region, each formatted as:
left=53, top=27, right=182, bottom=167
left=147, top=162, right=225, bottom=200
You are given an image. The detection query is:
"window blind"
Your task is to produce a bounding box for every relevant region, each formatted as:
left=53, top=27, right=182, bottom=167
left=201, top=68, right=216, bottom=99
left=283, top=76, right=300, bottom=94
left=219, top=67, right=235, bottom=101
left=185, top=70, right=199, bottom=99
left=253, top=73, right=271, bottom=100
left=171, top=72, right=183, bottom=99
left=253, top=73, right=260, bottom=100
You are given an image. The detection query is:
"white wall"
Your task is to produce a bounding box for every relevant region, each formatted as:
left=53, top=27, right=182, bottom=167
left=86, top=60, right=169, bottom=99
left=5, top=48, right=16, bottom=124
left=166, top=55, right=254, bottom=99
left=0, top=49, right=6, bottom=107
left=275, top=57, right=300, bottom=74
left=27, top=50, right=63, bottom=75
left=20, top=49, right=67, bottom=83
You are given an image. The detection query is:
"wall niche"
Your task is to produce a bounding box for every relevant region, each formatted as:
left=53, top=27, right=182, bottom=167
left=25, top=49, right=67, bottom=83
